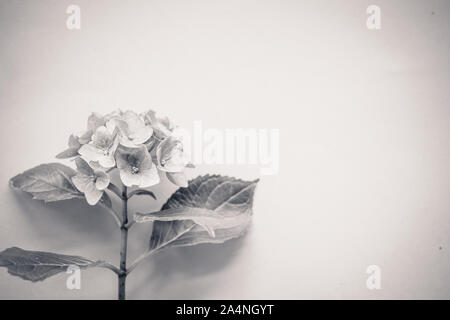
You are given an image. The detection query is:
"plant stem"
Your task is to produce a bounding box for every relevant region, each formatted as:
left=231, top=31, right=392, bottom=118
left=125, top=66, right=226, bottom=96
left=118, top=186, right=128, bottom=300
left=108, top=183, right=125, bottom=200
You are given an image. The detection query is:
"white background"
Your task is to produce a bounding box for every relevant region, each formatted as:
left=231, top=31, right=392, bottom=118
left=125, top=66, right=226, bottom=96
left=0, top=0, right=449, bottom=299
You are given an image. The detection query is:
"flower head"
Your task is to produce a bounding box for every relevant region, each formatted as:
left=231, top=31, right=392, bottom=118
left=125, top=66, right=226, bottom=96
left=63, top=109, right=192, bottom=189
left=115, top=146, right=160, bottom=187
left=78, top=125, right=119, bottom=168
left=72, top=158, right=110, bottom=205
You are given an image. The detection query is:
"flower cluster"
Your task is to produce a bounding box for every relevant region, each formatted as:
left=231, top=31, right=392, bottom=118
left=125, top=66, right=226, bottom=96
left=57, top=110, right=191, bottom=205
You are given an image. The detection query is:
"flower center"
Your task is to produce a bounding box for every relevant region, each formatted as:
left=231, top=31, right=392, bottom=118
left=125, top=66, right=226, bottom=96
left=99, top=137, right=111, bottom=148
left=131, top=166, right=140, bottom=174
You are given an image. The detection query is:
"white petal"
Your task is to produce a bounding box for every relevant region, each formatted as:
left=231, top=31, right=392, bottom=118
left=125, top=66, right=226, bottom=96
left=131, top=126, right=153, bottom=145
left=94, top=171, right=110, bottom=190
left=98, top=154, right=116, bottom=168
left=87, top=113, right=105, bottom=131
left=119, top=170, right=141, bottom=187
left=140, top=165, right=160, bottom=188
left=78, top=130, right=94, bottom=144
left=84, top=182, right=103, bottom=205
left=115, top=149, right=129, bottom=170
left=72, top=174, right=92, bottom=193
left=79, top=144, right=103, bottom=163
left=119, top=136, right=141, bottom=148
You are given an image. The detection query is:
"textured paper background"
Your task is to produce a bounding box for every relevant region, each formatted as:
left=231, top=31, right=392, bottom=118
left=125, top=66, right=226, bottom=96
left=0, top=0, right=449, bottom=299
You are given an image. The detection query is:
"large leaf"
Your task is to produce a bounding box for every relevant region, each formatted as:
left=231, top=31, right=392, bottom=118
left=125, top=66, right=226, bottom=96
left=10, top=163, right=83, bottom=202
left=135, top=175, right=259, bottom=252
left=0, top=247, right=102, bottom=282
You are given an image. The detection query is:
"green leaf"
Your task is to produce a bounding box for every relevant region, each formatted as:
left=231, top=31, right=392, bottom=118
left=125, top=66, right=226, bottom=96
left=135, top=175, right=258, bottom=252
left=10, top=163, right=83, bottom=202
left=0, top=247, right=102, bottom=282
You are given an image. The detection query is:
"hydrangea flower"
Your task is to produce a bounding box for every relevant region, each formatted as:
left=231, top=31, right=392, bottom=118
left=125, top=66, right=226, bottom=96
left=60, top=109, right=191, bottom=189
left=56, top=134, right=83, bottom=159
left=109, top=110, right=153, bottom=148
left=115, top=146, right=160, bottom=188
left=88, top=112, right=107, bottom=131
left=78, top=125, right=119, bottom=168
left=78, top=112, right=108, bottom=144
left=156, top=135, right=188, bottom=172
left=56, top=113, right=108, bottom=159
left=72, top=158, right=110, bottom=205
left=156, top=135, right=190, bottom=187
left=141, top=110, right=174, bottom=141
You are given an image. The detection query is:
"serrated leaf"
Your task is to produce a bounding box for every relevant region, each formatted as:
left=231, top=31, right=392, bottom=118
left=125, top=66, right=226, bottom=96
left=10, top=163, right=83, bottom=202
left=135, top=175, right=258, bottom=252
left=0, top=247, right=102, bottom=282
